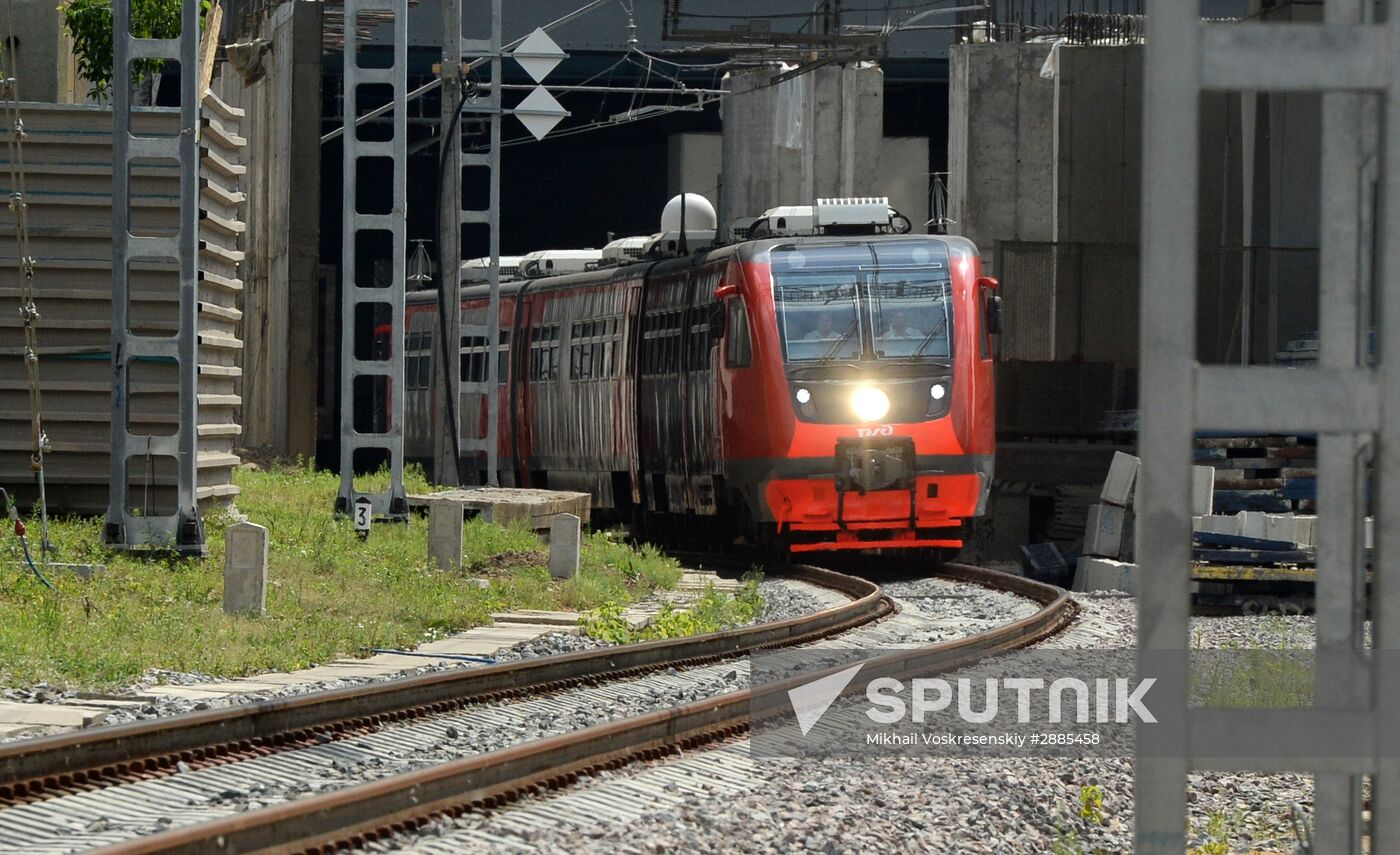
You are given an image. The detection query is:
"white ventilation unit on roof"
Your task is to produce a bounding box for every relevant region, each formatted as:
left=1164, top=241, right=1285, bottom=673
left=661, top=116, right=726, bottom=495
left=601, top=235, right=650, bottom=266
left=733, top=197, right=908, bottom=239
left=519, top=249, right=603, bottom=278
left=461, top=256, right=522, bottom=283
left=815, top=196, right=892, bottom=230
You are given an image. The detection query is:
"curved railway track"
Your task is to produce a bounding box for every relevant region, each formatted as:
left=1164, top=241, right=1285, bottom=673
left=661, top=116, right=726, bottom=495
left=0, top=561, right=1075, bottom=854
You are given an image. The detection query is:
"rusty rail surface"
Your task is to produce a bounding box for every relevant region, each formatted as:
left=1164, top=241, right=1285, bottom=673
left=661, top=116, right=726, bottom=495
left=0, top=561, right=885, bottom=807
left=95, top=564, right=1076, bottom=855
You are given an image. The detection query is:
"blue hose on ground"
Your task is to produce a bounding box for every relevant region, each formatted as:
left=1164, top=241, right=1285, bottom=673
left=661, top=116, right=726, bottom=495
left=1, top=486, right=54, bottom=590
left=16, top=530, right=54, bottom=591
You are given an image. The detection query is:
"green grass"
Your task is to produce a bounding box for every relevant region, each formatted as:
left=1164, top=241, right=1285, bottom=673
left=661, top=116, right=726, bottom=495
left=0, top=463, right=681, bottom=690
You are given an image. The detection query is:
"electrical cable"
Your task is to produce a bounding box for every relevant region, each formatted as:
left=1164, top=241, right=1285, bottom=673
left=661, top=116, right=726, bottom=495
left=431, top=71, right=475, bottom=477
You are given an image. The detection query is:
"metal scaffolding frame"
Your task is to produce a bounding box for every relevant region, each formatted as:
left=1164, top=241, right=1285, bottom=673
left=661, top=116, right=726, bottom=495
left=434, top=0, right=502, bottom=487
left=1136, top=1, right=1394, bottom=851
left=336, top=0, right=409, bottom=520
left=104, top=0, right=204, bottom=553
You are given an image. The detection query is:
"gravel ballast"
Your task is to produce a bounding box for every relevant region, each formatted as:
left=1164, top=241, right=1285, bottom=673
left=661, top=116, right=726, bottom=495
left=383, top=593, right=1327, bottom=855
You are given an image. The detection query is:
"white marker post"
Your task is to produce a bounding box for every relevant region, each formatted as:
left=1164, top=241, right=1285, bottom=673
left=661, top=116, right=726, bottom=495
left=353, top=496, right=373, bottom=540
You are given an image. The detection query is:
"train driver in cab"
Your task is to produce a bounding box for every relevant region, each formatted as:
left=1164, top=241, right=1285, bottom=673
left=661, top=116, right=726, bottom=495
left=881, top=310, right=924, bottom=340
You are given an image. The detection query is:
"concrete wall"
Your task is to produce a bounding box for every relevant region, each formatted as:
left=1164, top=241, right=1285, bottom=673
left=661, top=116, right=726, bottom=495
left=719, top=64, right=884, bottom=235
left=947, top=43, right=1056, bottom=259
left=1, top=0, right=61, bottom=103
left=666, top=132, right=721, bottom=200
left=879, top=136, right=931, bottom=234
left=1052, top=46, right=1143, bottom=246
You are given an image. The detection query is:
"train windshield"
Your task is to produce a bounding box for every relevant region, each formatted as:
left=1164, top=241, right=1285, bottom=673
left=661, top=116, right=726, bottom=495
left=771, top=241, right=952, bottom=364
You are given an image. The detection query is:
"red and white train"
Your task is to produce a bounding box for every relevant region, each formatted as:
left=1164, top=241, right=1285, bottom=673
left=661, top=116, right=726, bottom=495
left=400, top=196, right=1000, bottom=554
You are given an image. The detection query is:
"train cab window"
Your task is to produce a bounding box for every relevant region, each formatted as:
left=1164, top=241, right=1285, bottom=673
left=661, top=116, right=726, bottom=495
left=726, top=298, right=752, bottom=368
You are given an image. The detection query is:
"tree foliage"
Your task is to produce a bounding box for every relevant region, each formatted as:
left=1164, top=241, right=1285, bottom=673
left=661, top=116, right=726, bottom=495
left=59, top=0, right=208, bottom=99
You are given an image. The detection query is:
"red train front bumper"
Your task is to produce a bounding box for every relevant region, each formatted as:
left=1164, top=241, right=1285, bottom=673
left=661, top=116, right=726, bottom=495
left=766, top=473, right=983, bottom=552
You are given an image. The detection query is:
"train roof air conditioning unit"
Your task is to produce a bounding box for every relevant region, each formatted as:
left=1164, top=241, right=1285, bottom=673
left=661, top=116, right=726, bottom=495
left=815, top=196, right=892, bottom=231
left=600, top=235, right=650, bottom=267
left=519, top=249, right=604, bottom=278
left=740, top=197, right=902, bottom=239
left=461, top=256, right=523, bottom=283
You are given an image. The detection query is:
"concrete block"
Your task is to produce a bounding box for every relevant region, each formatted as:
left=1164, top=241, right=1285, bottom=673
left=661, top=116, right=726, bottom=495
left=1197, top=515, right=1241, bottom=536
left=1072, top=557, right=1138, bottom=595
left=1100, top=451, right=1139, bottom=506
left=1264, top=513, right=1298, bottom=546
left=1366, top=517, right=1374, bottom=550
left=549, top=513, right=581, bottom=579
left=429, top=500, right=464, bottom=571
left=1192, top=466, right=1215, bottom=516
left=0, top=701, right=109, bottom=728
left=223, top=522, right=268, bottom=616
left=1294, top=515, right=1316, bottom=548
left=1239, top=511, right=1267, bottom=540
left=1084, top=503, right=1126, bottom=558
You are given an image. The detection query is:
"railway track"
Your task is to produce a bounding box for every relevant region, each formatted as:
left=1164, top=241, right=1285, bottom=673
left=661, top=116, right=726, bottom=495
left=0, top=562, right=1074, bottom=854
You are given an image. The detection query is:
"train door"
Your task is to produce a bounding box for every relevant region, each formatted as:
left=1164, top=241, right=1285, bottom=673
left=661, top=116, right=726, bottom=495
left=681, top=262, right=724, bottom=515
left=637, top=268, right=689, bottom=515
left=618, top=276, right=645, bottom=512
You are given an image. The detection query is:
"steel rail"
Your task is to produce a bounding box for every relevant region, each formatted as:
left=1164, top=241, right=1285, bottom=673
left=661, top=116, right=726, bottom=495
left=0, top=561, right=884, bottom=806
left=95, top=564, right=1076, bottom=855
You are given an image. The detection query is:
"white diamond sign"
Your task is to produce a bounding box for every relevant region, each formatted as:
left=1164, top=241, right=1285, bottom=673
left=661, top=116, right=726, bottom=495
left=511, top=27, right=567, bottom=84
left=514, top=86, right=568, bottom=141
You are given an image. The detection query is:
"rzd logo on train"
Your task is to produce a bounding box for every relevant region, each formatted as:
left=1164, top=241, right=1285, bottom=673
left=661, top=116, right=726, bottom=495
left=855, top=425, right=894, bottom=438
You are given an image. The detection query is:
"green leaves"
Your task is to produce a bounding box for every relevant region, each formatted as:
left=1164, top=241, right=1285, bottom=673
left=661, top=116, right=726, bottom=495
left=59, top=0, right=202, bottom=99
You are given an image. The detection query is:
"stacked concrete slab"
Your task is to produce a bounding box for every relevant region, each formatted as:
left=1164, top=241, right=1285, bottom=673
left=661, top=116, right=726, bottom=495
left=1075, top=451, right=1139, bottom=593
left=1192, top=510, right=1337, bottom=550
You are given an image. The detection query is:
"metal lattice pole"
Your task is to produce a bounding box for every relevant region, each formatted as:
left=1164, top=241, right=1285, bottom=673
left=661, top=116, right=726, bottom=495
left=336, top=0, right=409, bottom=521
left=1136, top=2, right=1398, bottom=852
left=1, top=27, right=50, bottom=558
left=104, top=0, right=204, bottom=554
left=447, top=0, right=502, bottom=487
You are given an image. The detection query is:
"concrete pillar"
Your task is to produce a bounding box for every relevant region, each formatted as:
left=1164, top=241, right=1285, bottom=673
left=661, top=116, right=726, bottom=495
left=223, top=522, right=269, bottom=615
left=238, top=0, right=322, bottom=458
left=549, top=513, right=580, bottom=579
left=719, top=63, right=884, bottom=234
left=429, top=500, right=464, bottom=571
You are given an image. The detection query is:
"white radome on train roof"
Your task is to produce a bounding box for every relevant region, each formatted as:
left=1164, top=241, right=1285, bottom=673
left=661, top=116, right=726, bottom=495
left=660, top=192, right=717, bottom=233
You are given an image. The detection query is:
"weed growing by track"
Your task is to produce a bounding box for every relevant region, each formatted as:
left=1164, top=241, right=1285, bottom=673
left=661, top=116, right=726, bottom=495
left=579, top=577, right=765, bottom=643
left=0, top=464, right=681, bottom=689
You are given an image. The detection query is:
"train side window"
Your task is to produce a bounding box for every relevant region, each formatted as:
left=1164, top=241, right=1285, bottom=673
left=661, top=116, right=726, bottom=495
left=726, top=297, right=752, bottom=368
left=497, top=329, right=510, bottom=384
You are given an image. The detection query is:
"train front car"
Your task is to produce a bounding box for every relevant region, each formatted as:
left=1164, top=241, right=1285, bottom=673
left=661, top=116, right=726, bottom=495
left=718, top=234, right=998, bottom=555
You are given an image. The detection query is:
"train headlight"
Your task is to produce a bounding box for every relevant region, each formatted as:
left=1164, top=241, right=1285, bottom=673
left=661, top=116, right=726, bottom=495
left=931, top=383, right=946, bottom=401
left=795, top=387, right=812, bottom=405
left=851, top=386, right=890, bottom=422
